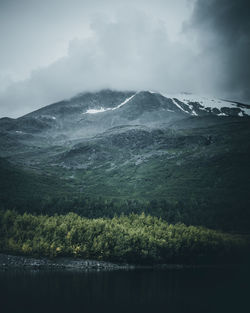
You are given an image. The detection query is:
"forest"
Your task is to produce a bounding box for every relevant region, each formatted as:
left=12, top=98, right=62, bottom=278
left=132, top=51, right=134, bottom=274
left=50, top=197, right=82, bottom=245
left=2, top=193, right=249, bottom=232
left=0, top=210, right=249, bottom=264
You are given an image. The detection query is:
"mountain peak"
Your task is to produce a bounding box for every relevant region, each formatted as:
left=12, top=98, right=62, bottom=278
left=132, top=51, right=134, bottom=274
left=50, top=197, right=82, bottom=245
left=0, top=89, right=249, bottom=143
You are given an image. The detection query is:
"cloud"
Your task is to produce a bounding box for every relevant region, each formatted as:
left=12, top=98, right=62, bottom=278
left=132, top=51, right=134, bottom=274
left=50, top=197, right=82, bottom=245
left=0, top=8, right=197, bottom=117
left=188, top=0, right=250, bottom=102
left=0, top=0, right=249, bottom=118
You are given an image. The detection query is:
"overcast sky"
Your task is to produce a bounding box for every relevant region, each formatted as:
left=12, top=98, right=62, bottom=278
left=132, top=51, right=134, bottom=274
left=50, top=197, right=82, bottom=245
left=0, top=0, right=249, bottom=117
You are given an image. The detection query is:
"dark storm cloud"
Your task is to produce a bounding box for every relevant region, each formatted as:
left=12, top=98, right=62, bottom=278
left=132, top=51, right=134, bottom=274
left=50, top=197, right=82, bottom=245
left=189, top=0, right=250, bottom=101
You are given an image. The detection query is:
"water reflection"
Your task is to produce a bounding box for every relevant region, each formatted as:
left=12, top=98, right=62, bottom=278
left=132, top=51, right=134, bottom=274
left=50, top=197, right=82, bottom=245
left=0, top=267, right=249, bottom=313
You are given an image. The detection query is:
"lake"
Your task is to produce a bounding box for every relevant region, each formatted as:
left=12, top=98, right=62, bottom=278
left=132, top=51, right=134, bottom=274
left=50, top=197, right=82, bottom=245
left=0, top=266, right=249, bottom=313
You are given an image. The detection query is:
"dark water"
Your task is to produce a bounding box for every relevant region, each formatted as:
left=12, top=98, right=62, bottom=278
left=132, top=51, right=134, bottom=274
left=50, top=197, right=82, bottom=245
left=0, top=267, right=249, bottom=313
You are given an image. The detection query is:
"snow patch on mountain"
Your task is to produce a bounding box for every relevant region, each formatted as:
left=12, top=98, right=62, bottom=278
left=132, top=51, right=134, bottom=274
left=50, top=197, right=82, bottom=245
left=84, top=107, right=108, bottom=114
left=114, top=94, right=136, bottom=110
left=83, top=94, right=136, bottom=115
left=239, top=107, right=250, bottom=116
left=150, top=91, right=250, bottom=117
left=169, top=93, right=250, bottom=116
left=170, top=93, right=235, bottom=110
left=171, top=98, right=190, bottom=115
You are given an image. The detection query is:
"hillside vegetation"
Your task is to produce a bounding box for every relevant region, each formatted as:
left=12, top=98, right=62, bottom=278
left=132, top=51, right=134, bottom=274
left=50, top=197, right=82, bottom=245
left=0, top=90, right=250, bottom=236
left=0, top=210, right=248, bottom=264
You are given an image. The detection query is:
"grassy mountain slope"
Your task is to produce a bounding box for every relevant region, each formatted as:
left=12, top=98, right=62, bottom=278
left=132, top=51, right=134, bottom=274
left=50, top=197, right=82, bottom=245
left=0, top=90, right=249, bottom=232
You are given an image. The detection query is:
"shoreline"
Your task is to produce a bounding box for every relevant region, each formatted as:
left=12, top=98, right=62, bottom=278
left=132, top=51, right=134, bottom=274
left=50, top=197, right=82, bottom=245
left=0, top=253, right=245, bottom=271
left=0, top=253, right=133, bottom=271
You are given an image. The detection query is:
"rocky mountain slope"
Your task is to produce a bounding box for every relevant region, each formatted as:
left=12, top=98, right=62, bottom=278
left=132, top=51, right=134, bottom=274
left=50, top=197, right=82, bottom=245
left=0, top=89, right=250, bottom=231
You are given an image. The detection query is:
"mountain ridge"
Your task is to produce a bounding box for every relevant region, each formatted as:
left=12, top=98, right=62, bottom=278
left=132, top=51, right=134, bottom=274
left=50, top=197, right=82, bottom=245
left=0, top=89, right=249, bottom=231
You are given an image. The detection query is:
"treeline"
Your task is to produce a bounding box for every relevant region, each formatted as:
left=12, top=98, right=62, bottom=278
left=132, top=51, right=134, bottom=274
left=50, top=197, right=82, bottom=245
left=0, top=210, right=248, bottom=264
left=1, top=195, right=249, bottom=232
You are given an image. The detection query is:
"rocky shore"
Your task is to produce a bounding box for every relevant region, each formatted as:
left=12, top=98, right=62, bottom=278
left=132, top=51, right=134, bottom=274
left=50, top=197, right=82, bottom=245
left=1, top=253, right=242, bottom=271
left=0, top=253, right=134, bottom=271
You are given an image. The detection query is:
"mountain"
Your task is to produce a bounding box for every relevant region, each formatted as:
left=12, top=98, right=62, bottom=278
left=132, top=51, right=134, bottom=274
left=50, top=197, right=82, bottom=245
left=2, top=90, right=249, bottom=139
left=0, top=89, right=250, bottom=231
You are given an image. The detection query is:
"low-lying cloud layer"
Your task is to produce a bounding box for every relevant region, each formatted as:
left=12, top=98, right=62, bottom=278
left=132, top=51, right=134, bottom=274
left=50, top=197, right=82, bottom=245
left=0, top=0, right=249, bottom=117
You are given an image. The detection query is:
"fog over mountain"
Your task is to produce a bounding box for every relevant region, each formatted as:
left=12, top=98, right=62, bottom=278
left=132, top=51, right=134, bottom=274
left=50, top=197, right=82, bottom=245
left=0, top=0, right=249, bottom=117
